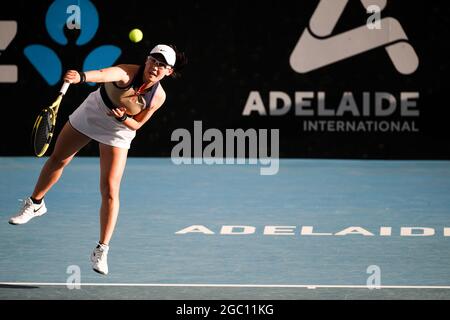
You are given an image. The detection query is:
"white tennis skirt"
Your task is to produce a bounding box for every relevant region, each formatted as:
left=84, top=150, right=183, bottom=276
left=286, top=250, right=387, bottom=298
left=69, top=88, right=136, bottom=149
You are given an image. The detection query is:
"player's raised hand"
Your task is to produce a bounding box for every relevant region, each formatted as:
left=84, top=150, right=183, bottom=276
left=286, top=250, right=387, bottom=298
left=64, top=70, right=81, bottom=84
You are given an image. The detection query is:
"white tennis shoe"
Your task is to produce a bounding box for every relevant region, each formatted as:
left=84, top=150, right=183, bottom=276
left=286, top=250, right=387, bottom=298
left=90, top=243, right=109, bottom=275
left=9, top=198, right=47, bottom=225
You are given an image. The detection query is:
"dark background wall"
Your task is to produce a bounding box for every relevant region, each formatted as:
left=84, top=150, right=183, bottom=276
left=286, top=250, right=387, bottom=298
left=1, top=0, right=449, bottom=159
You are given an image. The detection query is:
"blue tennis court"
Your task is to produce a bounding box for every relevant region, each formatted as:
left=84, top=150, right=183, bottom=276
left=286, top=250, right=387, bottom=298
left=1, top=157, right=450, bottom=299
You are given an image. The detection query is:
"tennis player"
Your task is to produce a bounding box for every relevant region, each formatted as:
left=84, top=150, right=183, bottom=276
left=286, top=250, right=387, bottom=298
left=8, top=44, right=187, bottom=275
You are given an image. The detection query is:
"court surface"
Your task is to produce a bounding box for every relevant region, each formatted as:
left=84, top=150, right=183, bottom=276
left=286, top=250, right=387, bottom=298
left=1, top=157, right=450, bottom=299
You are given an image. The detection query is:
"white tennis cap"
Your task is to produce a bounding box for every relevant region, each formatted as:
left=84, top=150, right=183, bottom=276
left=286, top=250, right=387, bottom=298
left=150, top=44, right=176, bottom=66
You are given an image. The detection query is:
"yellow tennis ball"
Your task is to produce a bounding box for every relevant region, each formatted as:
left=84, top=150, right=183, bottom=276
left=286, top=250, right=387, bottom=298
left=129, top=28, right=143, bottom=43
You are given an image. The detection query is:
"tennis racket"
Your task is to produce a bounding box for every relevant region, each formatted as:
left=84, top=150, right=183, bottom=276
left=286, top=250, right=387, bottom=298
left=31, top=81, right=70, bottom=157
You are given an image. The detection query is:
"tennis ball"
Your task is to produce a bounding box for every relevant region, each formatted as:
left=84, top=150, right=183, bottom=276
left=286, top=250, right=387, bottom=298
left=129, top=28, right=143, bottom=43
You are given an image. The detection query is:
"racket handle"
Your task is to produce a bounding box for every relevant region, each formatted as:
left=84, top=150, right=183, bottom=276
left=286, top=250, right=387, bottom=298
left=60, top=81, right=70, bottom=95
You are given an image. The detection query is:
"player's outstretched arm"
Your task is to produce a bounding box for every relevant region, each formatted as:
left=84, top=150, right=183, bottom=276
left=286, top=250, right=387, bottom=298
left=63, top=65, right=136, bottom=85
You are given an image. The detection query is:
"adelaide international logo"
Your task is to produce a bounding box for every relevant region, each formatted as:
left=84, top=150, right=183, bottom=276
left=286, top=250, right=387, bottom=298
left=290, top=0, right=419, bottom=75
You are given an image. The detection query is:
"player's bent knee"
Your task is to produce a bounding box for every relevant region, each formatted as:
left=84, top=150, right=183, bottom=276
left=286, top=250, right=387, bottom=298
left=101, top=192, right=120, bottom=203
left=100, top=184, right=120, bottom=201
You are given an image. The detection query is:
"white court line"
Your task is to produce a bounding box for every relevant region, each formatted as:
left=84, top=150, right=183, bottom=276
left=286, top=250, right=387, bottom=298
left=2, top=282, right=450, bottom=289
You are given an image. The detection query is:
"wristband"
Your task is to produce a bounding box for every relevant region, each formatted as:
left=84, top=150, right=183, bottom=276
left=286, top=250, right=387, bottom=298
left=116, top=114, right=128, bottom=122
left=78, top=71, right=86, bottom=83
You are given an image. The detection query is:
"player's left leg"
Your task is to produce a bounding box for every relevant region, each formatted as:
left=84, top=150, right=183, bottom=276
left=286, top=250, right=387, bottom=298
left=91, top=143, right=128, bottom=275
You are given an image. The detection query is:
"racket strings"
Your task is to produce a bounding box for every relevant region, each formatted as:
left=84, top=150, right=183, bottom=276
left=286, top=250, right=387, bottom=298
left=31, top=86, right=68, bottom=157
left=34, top=111, right=53, bottom=155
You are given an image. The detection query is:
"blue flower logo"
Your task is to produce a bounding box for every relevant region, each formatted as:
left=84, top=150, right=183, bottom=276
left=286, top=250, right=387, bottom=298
left=24, top=0, right=121, bottom=86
